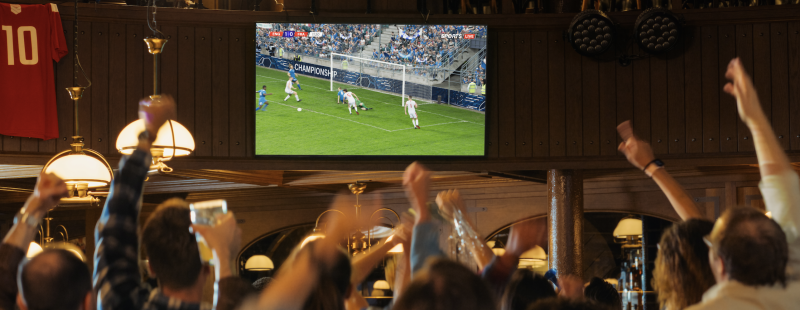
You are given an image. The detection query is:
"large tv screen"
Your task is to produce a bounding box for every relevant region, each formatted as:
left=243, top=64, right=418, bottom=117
left=255, top=23, right=487, bottom=156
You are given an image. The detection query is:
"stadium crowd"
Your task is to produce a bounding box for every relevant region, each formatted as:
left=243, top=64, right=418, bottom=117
left=5, top=58, right=797, bottom=310
left=257, top=24, right=486, bottom=80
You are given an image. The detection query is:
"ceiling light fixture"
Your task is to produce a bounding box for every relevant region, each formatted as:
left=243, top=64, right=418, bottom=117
left=116, top=3, right=194, bottom=174
left=43, top=4, right=113, bottom=200
left=567, top=10, right=616, bottom=57
left=245, top=255, right=275, bottom=271
left=634, top=8, right=682, bottom=55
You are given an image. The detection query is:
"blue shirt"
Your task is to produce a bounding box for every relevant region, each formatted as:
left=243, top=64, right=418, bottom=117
left=337, top=90, right=345, bottom=98
left=258, top=90, right=266, bottom=98
left=289, top=68, right=296, bottom=78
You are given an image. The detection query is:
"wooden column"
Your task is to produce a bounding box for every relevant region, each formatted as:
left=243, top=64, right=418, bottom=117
left=547, top=169, right=583, bottom=279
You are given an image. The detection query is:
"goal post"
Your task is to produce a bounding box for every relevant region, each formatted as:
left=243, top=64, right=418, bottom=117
left=331, top=52, right=426, bottom=106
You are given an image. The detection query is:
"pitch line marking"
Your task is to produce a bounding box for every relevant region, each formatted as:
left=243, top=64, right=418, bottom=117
left=257, top=73, right=485, bottom=127
left=389, top=121, right=469, bottom=132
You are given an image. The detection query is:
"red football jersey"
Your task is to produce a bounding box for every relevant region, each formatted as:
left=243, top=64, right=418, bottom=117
left=0, top=3, right=67, bottom=140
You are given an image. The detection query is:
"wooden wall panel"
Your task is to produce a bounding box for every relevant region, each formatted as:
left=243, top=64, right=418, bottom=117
left=513, top=32, right=532, bottom=157
left=564, top=38, right=582, bottom=156
left=3, top=6, right=799, bottom=168
left=667, top=40, right=685, bottom=154
left=650, top=55, right=668, bottom=154
left=615, top=44, right=633, bottom=148
left=212, top=28, right=230, bottom=157
left=108, top=24, right=127, bottom=155
left=91, top=23, right=109, bottom=155
left=684, top=27, right=703, bottom=153
left=547, top=32, right=565, bottom=157
left=598, top=53, right=617, bottom=156
left=735, top=24, right=754, bottom=152
left=530, top=32, right=549, bottom=157
left=769, top=23, right=790, bottom=150
left=497, top=32, right=515, bottom=157
left=718, top=25, right=737, bottom=153
left=632, top=45, right=651, bottom=143
left=582, top=55, right=599, bottom=156
left=194, top=28, right=213, bottom=156
left=126, top=25, right=144, bottom=124
left=77, top=22, right=93, bottom=150
left=789, top=22, right=800, bottom=151
left=229, top=28, right=247, bottom=157
left=177, top=27, right=196, bottom=138
left=702, top=26, right=720, bottom=153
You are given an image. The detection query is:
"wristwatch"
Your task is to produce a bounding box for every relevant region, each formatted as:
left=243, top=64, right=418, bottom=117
left=643, top=159, right=665, bottom=177
left=13, top=209, right=41, bottom=226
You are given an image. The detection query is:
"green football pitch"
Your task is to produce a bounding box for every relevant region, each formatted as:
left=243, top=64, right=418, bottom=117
left=255, top=66, right=486, bottom=156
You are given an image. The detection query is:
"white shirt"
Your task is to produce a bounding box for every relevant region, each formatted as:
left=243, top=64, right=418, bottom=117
left=405, top=100, right=417, bottom=114
left=345, top=92, right=355, bottom=103
left=285, top=80, right=293, bottom=93
left=686, top=170, right=800, bottom=310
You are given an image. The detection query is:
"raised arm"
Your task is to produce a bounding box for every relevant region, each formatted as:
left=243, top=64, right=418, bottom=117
left=617, top=121, right=704, bottom=220
left=0, top=173, right=68, bottom=310
left=94, top=96, right=175, bottom=310
left=724, top=58, right=800, bottom=275
left=349, top=225, right=408, bottom=285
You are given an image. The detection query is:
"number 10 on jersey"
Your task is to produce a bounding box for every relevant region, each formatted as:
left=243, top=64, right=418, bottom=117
left=2, top=25, right=39, bottom=65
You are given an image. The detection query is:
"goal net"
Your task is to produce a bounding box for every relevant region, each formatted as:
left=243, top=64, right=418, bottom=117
left=329, top=53, right=433, bottom=105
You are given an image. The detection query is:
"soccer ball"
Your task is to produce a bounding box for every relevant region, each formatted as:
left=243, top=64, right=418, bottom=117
left=297, top=108, right=302, bottom=112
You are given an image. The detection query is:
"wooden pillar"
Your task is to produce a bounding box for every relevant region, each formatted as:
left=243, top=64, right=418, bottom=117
left=547, top=169, right=583, bottom=279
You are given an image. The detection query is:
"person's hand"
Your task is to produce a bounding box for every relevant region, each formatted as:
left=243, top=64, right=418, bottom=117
left=27, top=172, right=69, bottom=216
left=723, top=58, right=766, bottom=126
left=387, top=223, right=410, bottom=246
left=402, top=162, right=431, bottom=222
left=558, top=275, right=584, bottom=300
left=617, top=121, right=655, bottom=170
left=139, top=95, right=177, bottom=142
left=191, top=213, right=241, bottom=261
left=505, top=218, right=547, bottom=258
left=435, top=189, right=466, bottom=219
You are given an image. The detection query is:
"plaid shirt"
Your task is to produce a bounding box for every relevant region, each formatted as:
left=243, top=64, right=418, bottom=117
left=94, top=150, right=254, bottom=310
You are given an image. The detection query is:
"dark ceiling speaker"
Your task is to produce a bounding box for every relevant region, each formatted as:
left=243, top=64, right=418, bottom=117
left=634, top=8, right=683, bottom=54
left=567, top=10, right=616, bottom=57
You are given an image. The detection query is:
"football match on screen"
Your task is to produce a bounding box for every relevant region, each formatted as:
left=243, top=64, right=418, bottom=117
left=255, top=23, right=487, bottom=156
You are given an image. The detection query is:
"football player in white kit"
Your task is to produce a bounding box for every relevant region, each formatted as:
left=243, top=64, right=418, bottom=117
left=283, top=78, right=301, bottom=102
left=404, top=95, right=420, bottom=129
left=343, top=89, right=359, bottom=115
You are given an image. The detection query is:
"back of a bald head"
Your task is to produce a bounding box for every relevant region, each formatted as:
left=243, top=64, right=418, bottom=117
left=19, top=249, right=91, bottom=310
left=714, top=207, right=788, bottom=287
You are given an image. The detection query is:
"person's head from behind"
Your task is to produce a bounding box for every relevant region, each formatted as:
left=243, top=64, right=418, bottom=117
left=706, top=207, right=787, bottom=287
left=653, top=219, right=715, bottom=310
left=392, top=258, right=496, bottom=310
left=142, top=198, right=208, bottom=297
left=262, top=85, right=266, bottom=90
left=17, top=249, right=91, bottom=310
left=501, top=269, right=556, bottom=310
left=584, top=277, right=620, bottom=310
left=300, top=240, right=351, bottom=310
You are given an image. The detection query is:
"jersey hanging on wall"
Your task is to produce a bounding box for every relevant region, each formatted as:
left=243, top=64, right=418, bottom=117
left=0, top=3, right=67, bottom=140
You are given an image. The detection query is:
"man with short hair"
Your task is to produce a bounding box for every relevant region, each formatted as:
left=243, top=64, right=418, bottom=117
left=0, top=172, right=72, bottom=310
left=403, top=95, right=419, bottom=129
left=94, top=96, right=253, bottom=310
left=683, top=58, right=800, bottom=310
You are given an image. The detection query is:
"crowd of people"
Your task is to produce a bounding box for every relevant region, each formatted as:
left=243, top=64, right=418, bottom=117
left=256, top=24, right=486, bottom=81
left=2, top=57, right=798, bottom=310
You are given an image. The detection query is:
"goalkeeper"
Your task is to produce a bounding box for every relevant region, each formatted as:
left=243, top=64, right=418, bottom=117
left=356, top=99, right=372, bottom=111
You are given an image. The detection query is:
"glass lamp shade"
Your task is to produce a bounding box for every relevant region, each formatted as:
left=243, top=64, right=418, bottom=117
left=388, top=243, right=403, bottom=253
left=300, top=234, right=325, bottom=248
left=26, top=242, right=43, bottom=258
left=373, top=280, right=391, bottom=290
left=116, top=119, right=195, bottom=158
left=518, top=246, right=547, bottom=268
left=613, top=218, right=643, bottom=238
left=492, top=248, right=506, bottom=256
left=245, top=255, right=275, bottom=271
left=44, top=153, right=113, bottom=188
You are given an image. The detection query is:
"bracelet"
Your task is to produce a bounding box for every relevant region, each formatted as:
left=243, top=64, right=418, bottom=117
left=642, top=159, right=660, bottom=171
left=13, top=210, right=40, bottom=226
